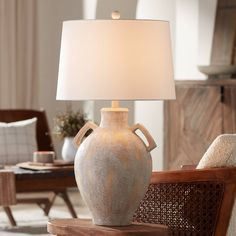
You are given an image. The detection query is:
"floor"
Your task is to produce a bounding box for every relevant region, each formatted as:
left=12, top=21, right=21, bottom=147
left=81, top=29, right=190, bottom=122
left=0, top=190, right=91, bottom=236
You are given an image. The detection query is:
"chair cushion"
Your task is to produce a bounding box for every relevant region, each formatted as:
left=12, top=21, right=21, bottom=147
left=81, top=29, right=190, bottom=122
left=0, top=118, right=37, bottom=165
left=197, top=134, right=236, bottom=169
left=197, top=134, right=236, bottom=236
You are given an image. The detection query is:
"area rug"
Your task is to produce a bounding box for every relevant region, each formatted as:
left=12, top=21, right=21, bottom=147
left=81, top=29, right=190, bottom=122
left=0, top=191, right=91, bottom=236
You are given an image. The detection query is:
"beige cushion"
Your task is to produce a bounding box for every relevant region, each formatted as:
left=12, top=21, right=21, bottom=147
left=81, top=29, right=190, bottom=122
left=197, top=134, right=236, bottom=169
left=197, top=134, right=236, bottom=236
left=0, top=118, right=37, bottom=165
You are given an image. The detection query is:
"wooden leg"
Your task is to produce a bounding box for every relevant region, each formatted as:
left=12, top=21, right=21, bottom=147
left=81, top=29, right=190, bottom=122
left=37, top=199, right=51, bottom=216
left=3, top=206, right=16, bottom=226
left=43, top=193, right=57, bottom=216
left=58, top=191, right=77, bottom=218
left=18, top=197, right=52, bottom=216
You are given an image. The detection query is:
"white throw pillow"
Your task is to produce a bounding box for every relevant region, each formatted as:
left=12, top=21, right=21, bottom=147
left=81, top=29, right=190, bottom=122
left=0, top=118, right=37, bottom=165
left=197, top=134, right=236, bottom=236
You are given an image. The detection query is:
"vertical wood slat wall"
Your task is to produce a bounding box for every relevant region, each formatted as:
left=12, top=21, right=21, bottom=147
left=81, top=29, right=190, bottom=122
left=164, top=79, right=236, bottom=170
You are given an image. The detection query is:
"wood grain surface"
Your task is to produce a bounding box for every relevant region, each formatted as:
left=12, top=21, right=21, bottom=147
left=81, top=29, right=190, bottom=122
left=223, top=86, right=236, bottom=132
left=0, top=171, right=16, bottom=206
left=164, top=80, right=236, bottom=170
left=47, top=219, right=169, bottom=236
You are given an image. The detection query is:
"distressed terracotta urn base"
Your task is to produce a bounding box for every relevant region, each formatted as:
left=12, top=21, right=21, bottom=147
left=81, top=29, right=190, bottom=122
left=73, top=107, right=156, bottom=226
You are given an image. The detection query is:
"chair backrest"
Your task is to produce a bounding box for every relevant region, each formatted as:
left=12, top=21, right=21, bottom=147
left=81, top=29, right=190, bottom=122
left=133, top=167, right=236, bottom=236
left=0, top=171, right=16, bottom=206
left=0, top=109, right=54, bottom=151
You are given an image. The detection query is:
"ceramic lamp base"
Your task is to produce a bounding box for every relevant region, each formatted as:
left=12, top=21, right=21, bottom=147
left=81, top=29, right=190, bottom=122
left=73, top=108, right=156, bottom=226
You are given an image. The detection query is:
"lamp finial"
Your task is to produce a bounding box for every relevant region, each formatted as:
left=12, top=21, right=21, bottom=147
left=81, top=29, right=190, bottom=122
left=111, top=11, right=120, bottom=20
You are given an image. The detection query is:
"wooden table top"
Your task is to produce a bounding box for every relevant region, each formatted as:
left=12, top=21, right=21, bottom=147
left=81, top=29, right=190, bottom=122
left=4, top=166, right=77, bottom=192
left=47, top=218, right=169, bottom=236
left=5, top=166, right=74, bottom=179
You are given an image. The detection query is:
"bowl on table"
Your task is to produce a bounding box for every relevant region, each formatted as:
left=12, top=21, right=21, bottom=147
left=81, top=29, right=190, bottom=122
left=33, top=151, right=55, bottom=163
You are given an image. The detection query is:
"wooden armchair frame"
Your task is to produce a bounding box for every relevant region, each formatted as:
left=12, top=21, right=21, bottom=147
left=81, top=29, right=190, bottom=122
left=134, top=167, right=236, bottom=236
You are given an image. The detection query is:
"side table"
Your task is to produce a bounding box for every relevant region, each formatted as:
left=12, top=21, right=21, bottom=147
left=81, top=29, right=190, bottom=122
left=47, top=219, right=169, bottom=236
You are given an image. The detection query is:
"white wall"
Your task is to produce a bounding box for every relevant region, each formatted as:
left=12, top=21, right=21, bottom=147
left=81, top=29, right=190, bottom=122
left=175, top=0, right=217, bottom=80
left=175, top=0, right=200, bottom=79
left=198, top=0, right=217, bottom=67
left=134, top=101, right=164, bottom=170
left=83, top=0, right=97, bottom=19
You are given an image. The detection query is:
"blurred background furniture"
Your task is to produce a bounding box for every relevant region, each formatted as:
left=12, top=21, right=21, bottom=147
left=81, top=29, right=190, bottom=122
left=134, top=167, right=236, bottom=236
left=0, top=109, right=54, bottom=152
left=0, top=109, right=77, bottom=226
left=13, top=166, right=77, bottom=217
left=164, top=79, right=236, bottom=170
left=0, top=171, right=17, bottom=226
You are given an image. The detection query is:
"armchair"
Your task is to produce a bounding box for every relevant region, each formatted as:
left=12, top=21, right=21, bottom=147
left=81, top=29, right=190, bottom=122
left=134, top=167, right=236, bottom=236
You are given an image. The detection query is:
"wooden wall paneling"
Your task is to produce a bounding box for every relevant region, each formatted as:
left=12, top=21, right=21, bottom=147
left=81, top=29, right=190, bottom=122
left=211, top=9, right=236, bottom=65
left=164, top=80, right=236, bottom=170
left=223, top=86, right=236, bottom=132
left=164, top=85, right=223, bottom=170
left=218, top=0, right=236, bottom=8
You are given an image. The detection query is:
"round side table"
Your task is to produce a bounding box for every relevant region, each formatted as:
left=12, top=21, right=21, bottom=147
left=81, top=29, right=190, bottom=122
left=47, top=218, right=169, bottom=236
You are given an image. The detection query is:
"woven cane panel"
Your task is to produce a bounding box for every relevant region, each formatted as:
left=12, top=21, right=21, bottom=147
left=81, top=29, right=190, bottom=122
left=133, top=182, right=224, bottom=236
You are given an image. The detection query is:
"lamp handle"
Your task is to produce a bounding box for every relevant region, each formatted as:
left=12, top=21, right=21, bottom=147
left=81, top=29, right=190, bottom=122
left=130, top=123, right=157, bottom=152
left=73, top=121, right=98, bottom=147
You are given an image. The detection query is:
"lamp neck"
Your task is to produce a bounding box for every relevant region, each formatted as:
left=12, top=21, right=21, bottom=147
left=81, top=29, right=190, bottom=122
left=100, top=108, right=129, bottom=129
left=111, top=100, right=120, bottom=108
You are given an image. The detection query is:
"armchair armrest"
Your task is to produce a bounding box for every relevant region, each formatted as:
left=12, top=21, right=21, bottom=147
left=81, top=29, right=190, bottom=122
left=134, top=167, right=236, bottom=236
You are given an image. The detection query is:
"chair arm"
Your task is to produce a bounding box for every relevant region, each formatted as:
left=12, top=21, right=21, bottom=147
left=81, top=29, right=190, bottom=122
left=151, top=167, right=236, bottom=184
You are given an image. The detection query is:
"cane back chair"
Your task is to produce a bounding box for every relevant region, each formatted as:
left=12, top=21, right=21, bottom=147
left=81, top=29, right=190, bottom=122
left=134, top=167, right=236, bottom=236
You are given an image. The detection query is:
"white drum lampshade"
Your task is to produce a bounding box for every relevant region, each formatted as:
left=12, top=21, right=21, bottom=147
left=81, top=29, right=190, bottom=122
left=56, top=20, right=175, bottom=101
left=56, top=17, right=176, bottom=226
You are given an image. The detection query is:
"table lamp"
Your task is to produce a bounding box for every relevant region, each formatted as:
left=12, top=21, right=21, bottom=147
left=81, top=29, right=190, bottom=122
left=56, top=12, right=175, bottom=226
